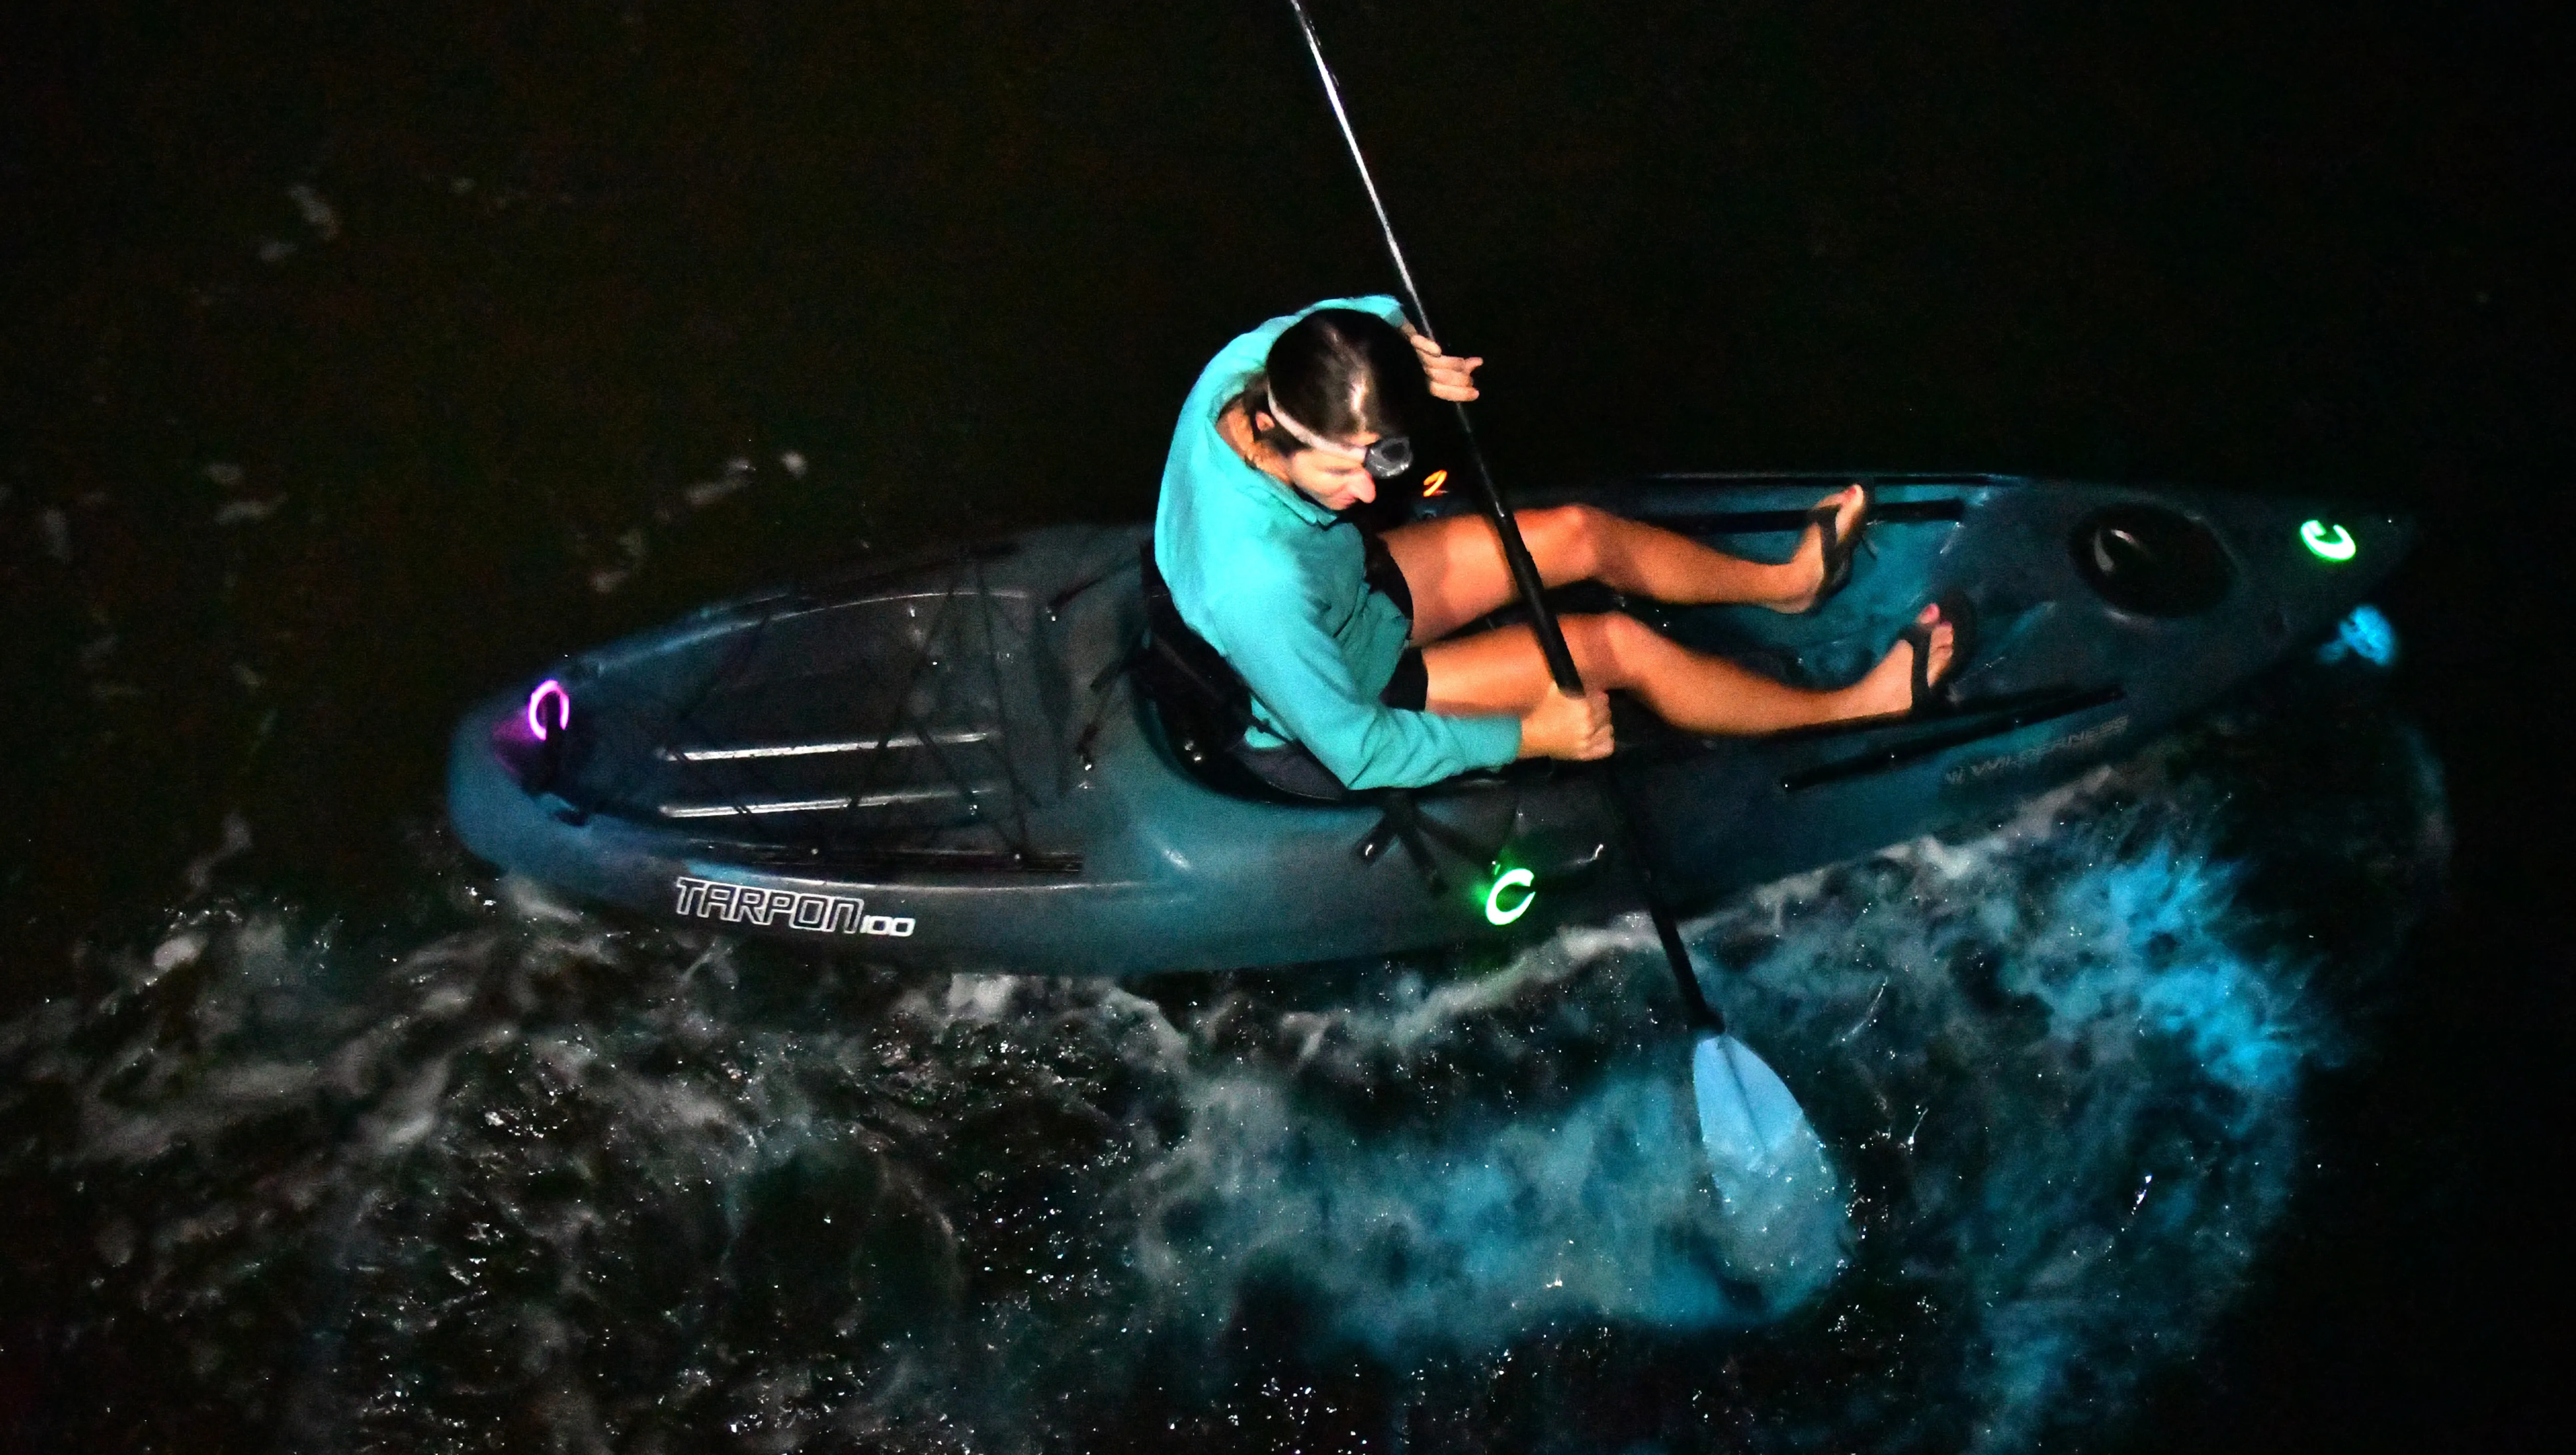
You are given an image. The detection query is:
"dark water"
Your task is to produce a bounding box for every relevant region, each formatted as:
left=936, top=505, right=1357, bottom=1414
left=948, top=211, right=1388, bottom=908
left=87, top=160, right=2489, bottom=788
left=2, top=2, right=2565, bottom=1450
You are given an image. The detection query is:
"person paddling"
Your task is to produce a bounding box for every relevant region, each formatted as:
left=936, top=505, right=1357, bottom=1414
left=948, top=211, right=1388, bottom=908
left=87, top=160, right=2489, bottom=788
left=1153, top=295, right=1959, bottom=796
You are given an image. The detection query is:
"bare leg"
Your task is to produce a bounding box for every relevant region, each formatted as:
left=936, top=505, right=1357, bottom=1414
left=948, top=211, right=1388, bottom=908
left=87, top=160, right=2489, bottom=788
left=1424, top=605, right=1955, bottom=736
left=1383, top=486, right=1866, bottom=642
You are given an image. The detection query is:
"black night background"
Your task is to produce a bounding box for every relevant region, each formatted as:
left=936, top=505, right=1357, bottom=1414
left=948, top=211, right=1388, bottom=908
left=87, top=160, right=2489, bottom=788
left=3, top=3, right=2567, bottom=1452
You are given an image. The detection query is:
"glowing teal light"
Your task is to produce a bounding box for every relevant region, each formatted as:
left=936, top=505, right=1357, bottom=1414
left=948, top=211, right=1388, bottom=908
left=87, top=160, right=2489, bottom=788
left=1484, top=868, right=1537, bottom=926
left=2318, top=603, right=2399, bottom=668
left=2299, top=519, right=2356, bottom=562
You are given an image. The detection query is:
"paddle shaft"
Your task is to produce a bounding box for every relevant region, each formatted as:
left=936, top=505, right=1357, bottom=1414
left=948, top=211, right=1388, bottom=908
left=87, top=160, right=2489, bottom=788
left=1278, top=1, right=1575, bottom=690
left=1282, top=0, right=1721, bottom=1034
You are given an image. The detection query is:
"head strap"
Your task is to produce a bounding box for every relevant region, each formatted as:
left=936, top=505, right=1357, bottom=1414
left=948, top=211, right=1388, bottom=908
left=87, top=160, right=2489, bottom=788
left=1263, top=385, right=1414, bottom=480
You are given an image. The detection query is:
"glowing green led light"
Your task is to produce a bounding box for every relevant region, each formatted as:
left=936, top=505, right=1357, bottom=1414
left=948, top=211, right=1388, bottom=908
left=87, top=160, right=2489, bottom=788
left=1484, top=867, right=1538, bottom=926
left=2300, top=519, right=2356, bottom=562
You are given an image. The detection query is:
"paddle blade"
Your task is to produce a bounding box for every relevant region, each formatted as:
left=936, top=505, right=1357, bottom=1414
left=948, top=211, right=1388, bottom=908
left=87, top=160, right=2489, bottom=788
left=1691, top=1031, right=1850, bottom=1303
left=1692, top=1032, right=1825, bottom=1184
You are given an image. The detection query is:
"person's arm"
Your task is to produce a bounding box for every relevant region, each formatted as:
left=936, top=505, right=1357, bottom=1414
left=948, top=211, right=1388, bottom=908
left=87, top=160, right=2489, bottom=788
left=1205, top=562, right=1519, bottom=790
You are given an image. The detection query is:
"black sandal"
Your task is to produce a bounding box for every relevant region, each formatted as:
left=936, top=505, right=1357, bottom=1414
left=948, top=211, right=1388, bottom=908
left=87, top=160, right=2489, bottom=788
left=1898, top=591, right=1976, bottom=713
left=1795, top=482, right=1873, bottom=615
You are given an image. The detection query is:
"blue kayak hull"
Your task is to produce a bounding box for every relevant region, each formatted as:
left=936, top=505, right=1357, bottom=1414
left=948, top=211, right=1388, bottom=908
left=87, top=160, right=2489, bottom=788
left=448, top=473, right=2407, bottom=973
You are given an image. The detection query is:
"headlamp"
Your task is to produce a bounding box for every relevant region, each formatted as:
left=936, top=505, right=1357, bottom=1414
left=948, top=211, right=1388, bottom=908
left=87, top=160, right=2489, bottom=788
left=1265, top=387, right=1414, bottom=480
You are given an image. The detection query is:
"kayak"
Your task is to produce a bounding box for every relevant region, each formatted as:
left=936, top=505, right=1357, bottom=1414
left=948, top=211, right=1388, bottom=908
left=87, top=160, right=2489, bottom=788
left=447, top=473, right=2408, bottom=973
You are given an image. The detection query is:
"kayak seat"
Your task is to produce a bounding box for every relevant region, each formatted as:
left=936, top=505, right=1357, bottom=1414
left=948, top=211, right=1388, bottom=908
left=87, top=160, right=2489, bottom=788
left=1135, top=544, right=1355, bottom=804
left=1134, top=546, right=1505, bottom=888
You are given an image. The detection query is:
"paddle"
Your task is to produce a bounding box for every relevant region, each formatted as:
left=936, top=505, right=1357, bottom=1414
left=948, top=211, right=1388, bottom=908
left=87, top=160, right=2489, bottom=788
left=1278, top=0, right=1829, bottom=1194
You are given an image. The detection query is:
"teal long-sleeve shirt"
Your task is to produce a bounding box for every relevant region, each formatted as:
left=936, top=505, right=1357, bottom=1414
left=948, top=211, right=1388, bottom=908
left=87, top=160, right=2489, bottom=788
left=1153, top=296, right=1522, bottom=790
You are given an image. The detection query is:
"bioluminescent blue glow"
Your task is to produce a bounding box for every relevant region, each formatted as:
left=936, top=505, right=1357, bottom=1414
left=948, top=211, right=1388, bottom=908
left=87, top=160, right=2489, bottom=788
left=2299, top=518, right=2357, bottom=561
left=525, top=678, right=570, bottom=739
left=2317, top=602, right=2399, bottom=668
left=0, top=690, right=2443, bottom=1452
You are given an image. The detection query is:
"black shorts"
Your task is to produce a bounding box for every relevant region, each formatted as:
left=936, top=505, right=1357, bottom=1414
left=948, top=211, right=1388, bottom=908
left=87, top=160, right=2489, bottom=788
left=1379, top=647, right=1428, bottom=711
left=1360, top=527, right=1428, bottom=711
left=1360, top=527, right=1414, bottom=618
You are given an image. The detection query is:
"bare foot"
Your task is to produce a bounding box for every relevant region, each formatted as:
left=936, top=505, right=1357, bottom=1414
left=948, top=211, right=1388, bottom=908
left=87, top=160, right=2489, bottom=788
left=1840, top=604, right=1956, bottom=718
left=1768, top=484, right=1867, bottom=613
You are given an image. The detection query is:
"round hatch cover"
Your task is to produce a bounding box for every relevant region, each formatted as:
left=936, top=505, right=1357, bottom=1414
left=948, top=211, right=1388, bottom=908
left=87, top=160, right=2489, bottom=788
left=2071, top=504, right=2232, bottom=617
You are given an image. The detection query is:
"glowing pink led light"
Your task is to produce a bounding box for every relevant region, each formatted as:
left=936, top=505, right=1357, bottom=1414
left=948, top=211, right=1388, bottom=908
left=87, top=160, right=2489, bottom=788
left=527, top=679, right=571, bottom=740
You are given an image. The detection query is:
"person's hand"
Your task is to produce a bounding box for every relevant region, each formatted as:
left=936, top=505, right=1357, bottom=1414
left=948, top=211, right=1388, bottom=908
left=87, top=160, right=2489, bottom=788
left=1517, top=688, right=1612, bottom=761
left=1406, top=328, right=1483, bottom=402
